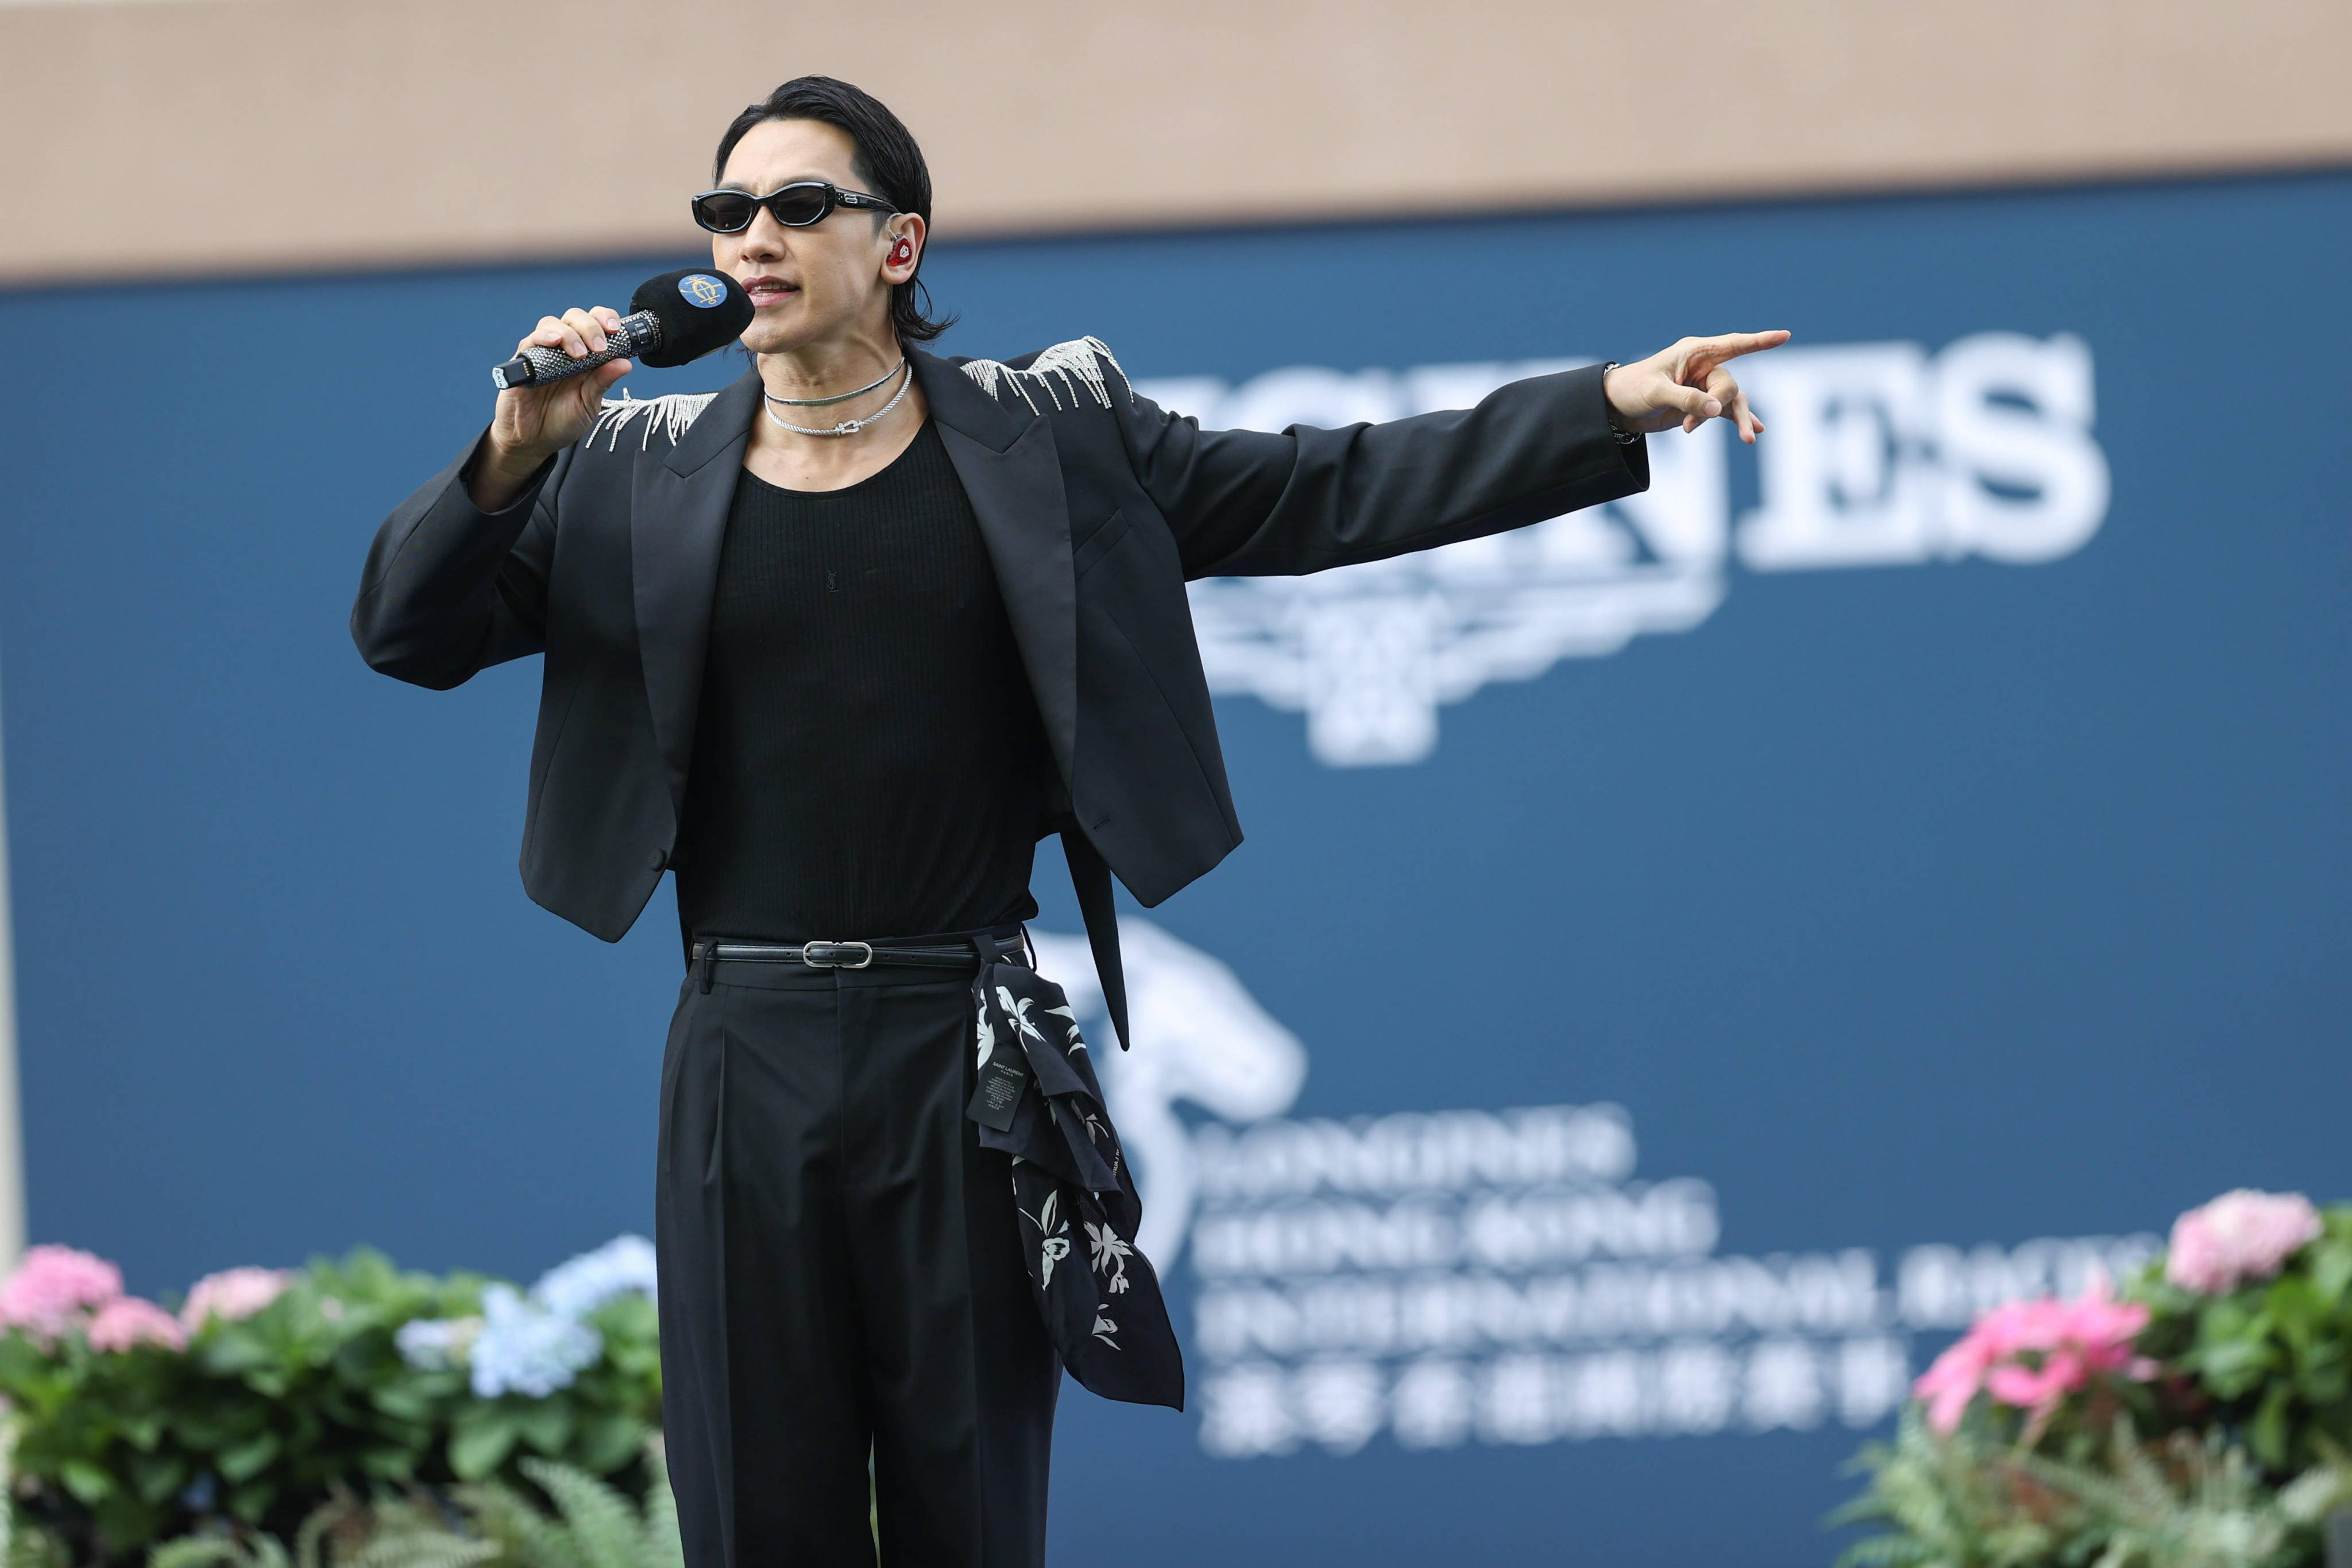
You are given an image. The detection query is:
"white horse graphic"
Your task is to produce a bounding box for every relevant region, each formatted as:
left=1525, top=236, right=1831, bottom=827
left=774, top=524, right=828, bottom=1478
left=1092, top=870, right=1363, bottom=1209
left=1028, top=921, right=1308, bottom=1265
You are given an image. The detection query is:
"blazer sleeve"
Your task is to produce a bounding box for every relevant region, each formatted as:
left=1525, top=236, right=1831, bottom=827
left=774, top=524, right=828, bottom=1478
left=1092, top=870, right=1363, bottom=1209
left=1115, top=361, right=1650, bottom=580
left=350, top=431, right=571, bottom=689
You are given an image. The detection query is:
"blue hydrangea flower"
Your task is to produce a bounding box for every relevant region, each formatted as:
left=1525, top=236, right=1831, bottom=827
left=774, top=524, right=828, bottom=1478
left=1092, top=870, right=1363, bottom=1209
left=530, top=1234, right=658, bottom=1320
left=393, top=1315, right=478, bottom=1372
left=391, top=1235, right=652, bottom=1393
left=468, top=1283, right=601, bottom=1398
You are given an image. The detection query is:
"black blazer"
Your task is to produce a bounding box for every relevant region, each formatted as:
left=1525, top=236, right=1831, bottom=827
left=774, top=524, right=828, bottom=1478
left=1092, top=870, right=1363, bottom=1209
left=353, top=338, right=1647, bottom=1040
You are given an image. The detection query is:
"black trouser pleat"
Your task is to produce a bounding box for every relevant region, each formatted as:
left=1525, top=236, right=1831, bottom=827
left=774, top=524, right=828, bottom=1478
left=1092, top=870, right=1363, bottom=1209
left=656, top=967, right=1059, bottom=1568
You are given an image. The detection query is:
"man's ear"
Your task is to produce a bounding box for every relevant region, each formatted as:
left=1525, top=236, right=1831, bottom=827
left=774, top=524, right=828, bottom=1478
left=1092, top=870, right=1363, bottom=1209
left=883, top=217, right=924, bottom=279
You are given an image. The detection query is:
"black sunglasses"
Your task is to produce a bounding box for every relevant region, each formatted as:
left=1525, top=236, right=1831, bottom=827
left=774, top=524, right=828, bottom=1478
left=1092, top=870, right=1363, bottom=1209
left=690, top=180, right=899, bottom=234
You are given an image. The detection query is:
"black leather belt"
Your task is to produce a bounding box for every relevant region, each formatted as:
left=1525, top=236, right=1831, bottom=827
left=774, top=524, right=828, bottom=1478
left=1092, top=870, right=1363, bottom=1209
left=692, top=939, right=979, bottom=971
left=689, top=926, right=1029, bottom=992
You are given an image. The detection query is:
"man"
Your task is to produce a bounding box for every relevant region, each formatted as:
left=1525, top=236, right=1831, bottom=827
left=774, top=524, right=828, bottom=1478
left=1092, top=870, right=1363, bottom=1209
left=354, top=74, right=1784, bottom=1568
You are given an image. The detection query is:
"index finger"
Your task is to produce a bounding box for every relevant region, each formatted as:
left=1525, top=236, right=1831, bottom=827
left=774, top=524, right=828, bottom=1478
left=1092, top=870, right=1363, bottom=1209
left=1694, top=329, right=1792, bottom=363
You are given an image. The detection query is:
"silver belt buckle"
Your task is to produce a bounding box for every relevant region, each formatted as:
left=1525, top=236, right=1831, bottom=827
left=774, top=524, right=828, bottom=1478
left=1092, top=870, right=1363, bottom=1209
left=801, top=940, right=875, bottom=970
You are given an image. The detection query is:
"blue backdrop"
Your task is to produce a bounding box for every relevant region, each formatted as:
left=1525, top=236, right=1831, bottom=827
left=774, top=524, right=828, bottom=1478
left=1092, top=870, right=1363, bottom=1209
left=1, top=169, right=2345, bottom=1565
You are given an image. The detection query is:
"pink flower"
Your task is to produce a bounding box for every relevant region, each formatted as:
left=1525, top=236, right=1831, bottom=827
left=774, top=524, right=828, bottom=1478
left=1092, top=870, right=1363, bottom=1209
left=2165, top=1190, right=2322, bottom=1295
left=180, top=1268, right=295, bottom=1330
left=1914, top=1330, right=1995, bottom=1432
left=1912, top=1275, right=2154, bottom=1433
left=0, top=1246, right=123, bottom=1342
left=86, top=1296, right=187, bottom=1353
left=1986, top=1349, right=2087, bottom=1411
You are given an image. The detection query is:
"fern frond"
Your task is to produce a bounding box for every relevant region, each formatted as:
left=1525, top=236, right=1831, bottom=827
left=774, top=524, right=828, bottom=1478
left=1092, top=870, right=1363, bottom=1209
left=454, top=1476, right=574, bottom=1561
left=515, top=1458, right=642, bottom=1568
left=292, top=1493, right=360, bottom=1568
left=439, top=1443, right=681, bottom=1568
left=320, top=1484, right=501, bottom=1568
left=342, top=1534, right=499, bottom=1568
left=451, top=1478, right=585, bottom=1568
left=2274, top=1463, right=2352, bottom=1524
left=148, top=1540, right=251, bottom=1568
left=638, top=1443, right=683, bottom=1568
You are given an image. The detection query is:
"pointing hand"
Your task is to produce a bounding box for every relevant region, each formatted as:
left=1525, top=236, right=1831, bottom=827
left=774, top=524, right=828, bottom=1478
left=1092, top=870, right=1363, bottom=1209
left=1603, top=330, right=1792, bottom=444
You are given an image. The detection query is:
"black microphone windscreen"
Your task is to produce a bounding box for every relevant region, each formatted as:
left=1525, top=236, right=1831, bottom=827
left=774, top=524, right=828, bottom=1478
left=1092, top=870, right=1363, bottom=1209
left=629, top=269, right=755, bottom=368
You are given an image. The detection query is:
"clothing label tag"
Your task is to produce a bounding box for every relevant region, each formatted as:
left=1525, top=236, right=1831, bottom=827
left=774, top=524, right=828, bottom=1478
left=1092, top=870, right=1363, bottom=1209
left=968, top=1053, right=1029, bottom=1132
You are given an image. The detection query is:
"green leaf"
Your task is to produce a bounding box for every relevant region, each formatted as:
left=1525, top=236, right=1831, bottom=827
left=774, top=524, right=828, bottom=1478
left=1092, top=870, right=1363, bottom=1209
left=171, top=1405, right=248, bottom=1451
left=358, top=1443, right=419, bottom=1480
left=0, top=1332, right=57, bottom=1386
left=91, top=1489, right=163, bottom=1553
left=449, top=1405, right=520, bottom=1481
left=118, top=1409, right=165, bottom=1451
left=2311, top=1239, right=2352, bottom=1306
left=368, top=1380, right=440, bottom=1422
left=59, top=1457, right=115, bottom=1503
left=196, top=1329, right=274, bottom=1376
left=2268, top=1273, right=2322, bottom=1350
left=217, top=1429, right=283, bottom=1482
left=586, top=1292, right=658, bottom=1341
left=2249, top=1383, right=2292, bottom=1470
left=337, top=1248, right=399, bottom=1298
left=2200, top=1296, right=2261, bottom=1342
left=2191, top=1335, right=2280, bottom=1399
left=330, top=1331, right=388, bottom=1380
left=514, top=1396, right=577, bottom=1455
left=572, top=1410, right=644, bottom=1474
left=2296, top=1339, right=2347, bottom=1404
left=367, top=1413, right=432, bottom=1454
left=130, top=1451, right=190, bottom=1504
left=227, top=1475, right=277, bottom=1524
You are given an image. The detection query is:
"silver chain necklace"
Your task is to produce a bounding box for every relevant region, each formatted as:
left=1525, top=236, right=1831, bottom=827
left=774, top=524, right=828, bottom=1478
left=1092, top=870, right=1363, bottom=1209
left=761, top=357, right=905, bottom=407
left=761, top=360, right=914, bottom=438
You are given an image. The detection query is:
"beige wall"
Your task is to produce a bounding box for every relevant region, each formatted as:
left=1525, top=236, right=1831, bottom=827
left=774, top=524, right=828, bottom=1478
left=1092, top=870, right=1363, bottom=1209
left=1, top=0, right=2348, bottom=284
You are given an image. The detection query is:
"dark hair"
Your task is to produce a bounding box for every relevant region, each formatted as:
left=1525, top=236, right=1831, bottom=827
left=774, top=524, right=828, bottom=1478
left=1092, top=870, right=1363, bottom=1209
left=713, top=76, right=953, bottom=344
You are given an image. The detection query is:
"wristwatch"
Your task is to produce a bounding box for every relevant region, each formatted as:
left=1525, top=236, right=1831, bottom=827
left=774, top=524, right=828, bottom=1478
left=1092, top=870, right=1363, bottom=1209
left=1599, top=361, right=1640, bottom=444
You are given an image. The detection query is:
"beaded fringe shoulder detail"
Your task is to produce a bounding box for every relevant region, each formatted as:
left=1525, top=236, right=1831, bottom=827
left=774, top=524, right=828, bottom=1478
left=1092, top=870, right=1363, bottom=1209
left=585, top=391, right=721, bottom=452
left=959, top=337, right=1133, bottom=415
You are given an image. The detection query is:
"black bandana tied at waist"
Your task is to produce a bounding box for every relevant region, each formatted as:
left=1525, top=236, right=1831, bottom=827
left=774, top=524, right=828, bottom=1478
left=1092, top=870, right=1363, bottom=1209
left=966, top=933, right=1184, bottom=1409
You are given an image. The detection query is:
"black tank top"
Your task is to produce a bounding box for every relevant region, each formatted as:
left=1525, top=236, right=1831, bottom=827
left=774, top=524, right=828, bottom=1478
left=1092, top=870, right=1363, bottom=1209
left=673, top=419, right=1050, bottom=943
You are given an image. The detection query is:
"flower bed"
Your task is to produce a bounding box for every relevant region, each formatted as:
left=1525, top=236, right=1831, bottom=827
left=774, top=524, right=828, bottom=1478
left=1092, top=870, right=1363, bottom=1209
left=9, top=1189, right=2345, bottom=1565
left=0, top=1238, right=661, bottom=1562
left=1842, top=1190, right=2352, bottom=1568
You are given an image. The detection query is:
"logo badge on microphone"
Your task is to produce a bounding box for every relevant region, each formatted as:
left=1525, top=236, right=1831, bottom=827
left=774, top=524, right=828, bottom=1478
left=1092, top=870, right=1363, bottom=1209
left=678, top=273, right=729, bottom=308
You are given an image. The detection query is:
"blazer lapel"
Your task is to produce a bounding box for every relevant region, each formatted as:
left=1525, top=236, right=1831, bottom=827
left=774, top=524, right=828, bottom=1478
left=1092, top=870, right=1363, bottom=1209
left=632, top=369, right=760, bottom=814
left=914, top=347, right=1080, bottom=791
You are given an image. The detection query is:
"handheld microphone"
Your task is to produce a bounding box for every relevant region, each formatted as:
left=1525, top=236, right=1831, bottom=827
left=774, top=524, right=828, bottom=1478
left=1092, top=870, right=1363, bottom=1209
left=490, top=269, right=755, bottom=391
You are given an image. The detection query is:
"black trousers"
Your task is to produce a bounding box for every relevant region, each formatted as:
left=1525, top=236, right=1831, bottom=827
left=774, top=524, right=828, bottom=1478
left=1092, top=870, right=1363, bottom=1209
left=655, top=960, right=1061, bottom=1567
